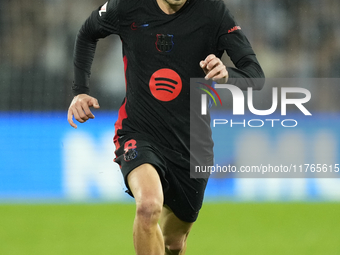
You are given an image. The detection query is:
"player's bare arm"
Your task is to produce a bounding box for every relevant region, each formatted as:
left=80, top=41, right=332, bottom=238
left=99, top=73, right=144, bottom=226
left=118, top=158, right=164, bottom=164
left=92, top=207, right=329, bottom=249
left=67, top=94, right=100, bottom=129
left=200, top=54, right=229, bottom=84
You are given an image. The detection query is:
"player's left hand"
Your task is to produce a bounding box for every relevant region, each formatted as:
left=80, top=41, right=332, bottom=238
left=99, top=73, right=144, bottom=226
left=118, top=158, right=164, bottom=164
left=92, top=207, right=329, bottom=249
left=200, top=54, right=228, bottom=83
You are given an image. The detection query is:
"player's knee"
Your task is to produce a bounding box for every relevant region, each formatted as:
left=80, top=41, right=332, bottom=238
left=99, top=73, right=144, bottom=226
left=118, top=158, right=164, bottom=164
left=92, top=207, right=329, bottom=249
left=135, top=198, right=162, bottom=225
left=164, top=241, right=185, bottom=255
left=164, top=236, right=186, bottom=254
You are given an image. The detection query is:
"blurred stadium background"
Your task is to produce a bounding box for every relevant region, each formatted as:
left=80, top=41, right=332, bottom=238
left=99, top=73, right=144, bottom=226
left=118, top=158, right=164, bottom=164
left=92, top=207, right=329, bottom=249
left=0, top=0, right=340, bottom=254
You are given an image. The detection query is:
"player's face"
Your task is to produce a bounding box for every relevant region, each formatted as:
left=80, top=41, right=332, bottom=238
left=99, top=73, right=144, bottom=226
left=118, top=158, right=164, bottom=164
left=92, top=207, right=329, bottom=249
left=163, top=0, right=187, bottom=6
left=160, top=0, right=188, bottom=11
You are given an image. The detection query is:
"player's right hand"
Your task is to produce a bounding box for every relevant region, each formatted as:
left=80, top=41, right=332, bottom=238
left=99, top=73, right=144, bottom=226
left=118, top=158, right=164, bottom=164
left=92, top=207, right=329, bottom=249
left=67, top=94, right=100, bottom=129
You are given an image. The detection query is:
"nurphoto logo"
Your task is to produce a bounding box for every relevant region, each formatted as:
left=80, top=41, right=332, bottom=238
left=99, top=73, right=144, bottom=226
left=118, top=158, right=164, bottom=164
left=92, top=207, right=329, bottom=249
left=200, top=84, right=312, bottom=128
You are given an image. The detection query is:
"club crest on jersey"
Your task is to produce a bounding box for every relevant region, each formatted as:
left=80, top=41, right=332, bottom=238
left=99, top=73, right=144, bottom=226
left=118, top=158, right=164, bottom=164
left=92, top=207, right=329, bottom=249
left=155, top=34, right=174, bottom=52
left=99, top=2, right=108, bottom=16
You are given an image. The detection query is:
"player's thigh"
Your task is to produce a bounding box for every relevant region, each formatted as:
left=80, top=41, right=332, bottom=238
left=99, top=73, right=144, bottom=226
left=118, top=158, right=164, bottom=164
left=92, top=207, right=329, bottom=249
left=127, top=163, right=164, bottom=206
left=160, top=205, right=194, bottom=245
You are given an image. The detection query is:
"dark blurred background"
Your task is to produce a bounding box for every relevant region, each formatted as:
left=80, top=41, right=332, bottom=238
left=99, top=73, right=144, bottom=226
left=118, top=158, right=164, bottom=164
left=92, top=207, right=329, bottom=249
left=1, top=0, right=339, bottom=111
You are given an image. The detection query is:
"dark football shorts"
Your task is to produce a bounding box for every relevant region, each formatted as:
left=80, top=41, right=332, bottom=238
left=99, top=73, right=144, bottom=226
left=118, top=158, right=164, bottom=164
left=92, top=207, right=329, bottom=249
left=114, top=133, right=209, bottom=223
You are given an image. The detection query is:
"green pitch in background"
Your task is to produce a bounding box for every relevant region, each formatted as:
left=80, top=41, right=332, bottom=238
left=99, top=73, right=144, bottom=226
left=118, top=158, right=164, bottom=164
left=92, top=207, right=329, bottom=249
left=0, top=203, right=339, bottom=255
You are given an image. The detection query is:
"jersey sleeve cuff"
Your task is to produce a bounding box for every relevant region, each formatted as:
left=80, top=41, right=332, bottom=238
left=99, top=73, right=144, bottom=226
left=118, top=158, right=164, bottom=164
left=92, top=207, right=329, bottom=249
left=71, top=83, right=90, bottom=96
left=72, top=65, right=90, bottom=96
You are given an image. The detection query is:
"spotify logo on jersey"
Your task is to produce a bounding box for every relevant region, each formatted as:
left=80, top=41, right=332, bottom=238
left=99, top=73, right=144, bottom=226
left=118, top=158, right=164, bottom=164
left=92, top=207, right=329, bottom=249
left=149, top=68, right=182, bottom=101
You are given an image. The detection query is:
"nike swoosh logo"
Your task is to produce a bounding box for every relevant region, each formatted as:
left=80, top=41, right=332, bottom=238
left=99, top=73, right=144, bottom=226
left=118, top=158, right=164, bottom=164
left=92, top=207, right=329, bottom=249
left=131, top=22, right=149, bottom=30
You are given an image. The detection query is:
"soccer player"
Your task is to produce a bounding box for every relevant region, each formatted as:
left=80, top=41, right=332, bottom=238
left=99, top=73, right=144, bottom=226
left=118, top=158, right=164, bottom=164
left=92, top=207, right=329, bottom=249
left=67, top=0, right=264, bottom=254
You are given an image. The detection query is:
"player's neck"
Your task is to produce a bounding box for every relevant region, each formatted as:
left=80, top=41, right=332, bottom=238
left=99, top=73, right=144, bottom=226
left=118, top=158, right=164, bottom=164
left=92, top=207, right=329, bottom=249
left=156, top=0, right=187, bottom=14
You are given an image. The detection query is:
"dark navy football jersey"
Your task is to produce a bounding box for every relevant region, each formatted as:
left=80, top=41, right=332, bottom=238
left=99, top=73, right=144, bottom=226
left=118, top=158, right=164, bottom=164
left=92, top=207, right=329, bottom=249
left=73, top=0, right=263, bottom=166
